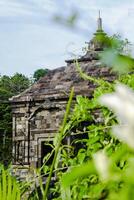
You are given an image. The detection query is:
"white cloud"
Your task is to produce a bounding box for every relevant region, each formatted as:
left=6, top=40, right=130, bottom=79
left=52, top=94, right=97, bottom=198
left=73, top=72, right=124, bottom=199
left=0, top=0, right=34, bottom=17
left=0, top=0, right=134, bottom=75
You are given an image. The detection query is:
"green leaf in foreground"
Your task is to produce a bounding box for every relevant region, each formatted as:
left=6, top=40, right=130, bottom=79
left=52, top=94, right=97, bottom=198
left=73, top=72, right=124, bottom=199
left=61, top=161, right=96, bottom=188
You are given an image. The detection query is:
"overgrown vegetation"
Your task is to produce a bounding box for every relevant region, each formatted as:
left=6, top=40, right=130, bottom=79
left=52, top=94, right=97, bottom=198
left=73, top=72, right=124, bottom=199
left=0, top=24, right=134, bottom=200
left=26, top=34, right=134, bottom=199
left=0, top=73, right=31, bottom=165
left=33, top=68, right=49, bottom=82
left=0, top=69, right=48, bottom=165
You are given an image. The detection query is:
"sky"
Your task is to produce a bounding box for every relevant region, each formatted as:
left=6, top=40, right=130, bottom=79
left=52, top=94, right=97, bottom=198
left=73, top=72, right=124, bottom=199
left=0, top=0, right=134, bottom=77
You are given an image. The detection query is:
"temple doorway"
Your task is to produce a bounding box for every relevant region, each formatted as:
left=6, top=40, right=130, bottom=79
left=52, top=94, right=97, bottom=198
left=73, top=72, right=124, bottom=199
left=41, top=141, right=54, bottom=166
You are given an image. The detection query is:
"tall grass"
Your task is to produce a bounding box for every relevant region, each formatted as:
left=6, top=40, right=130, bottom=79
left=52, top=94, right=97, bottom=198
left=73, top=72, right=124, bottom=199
left=0, top=165, right=20, bottom=200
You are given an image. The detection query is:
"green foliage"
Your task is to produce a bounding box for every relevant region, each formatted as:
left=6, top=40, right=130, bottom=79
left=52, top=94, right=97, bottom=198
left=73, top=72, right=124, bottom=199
left=21, top=45, right=133, bottom=199
left=43, top=88, right=74, bottom=199
left=92, top=30, right=111, bottom=49
left=54, top=76, right=132, bottom=199
left=53, top=10, right=79, bottom=28
left=10, top=73, right=30, bottom=94
left=109, top=34, right=131, bottom=54
left=0, top=165, right=21, bottom=200
left=100, top=49, right=134, bottom=73
left=33, top=68, right=49, bottom=82
left=1, top=29, right=134, bottom=199
left=40, top=70, right=134, bottom=199
left=53, top=50, right=134, bottom=199
left=98, top=34, right=134, bottom=73
left=0, top=73, right=30, bottom=97
left=0, top=73, right=31, bottom=165
left=0, top=103, right=12, bottom=165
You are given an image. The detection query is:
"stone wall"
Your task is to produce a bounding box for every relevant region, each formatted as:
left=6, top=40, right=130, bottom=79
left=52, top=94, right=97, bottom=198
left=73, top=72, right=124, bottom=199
left=11, top=57, right=116, bottom=180
left=12, top=99, right=67, bottom=169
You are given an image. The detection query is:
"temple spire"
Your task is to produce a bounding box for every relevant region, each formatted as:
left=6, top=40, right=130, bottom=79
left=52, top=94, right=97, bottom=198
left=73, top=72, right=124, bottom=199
left=97, top=10, right=102, bottom=31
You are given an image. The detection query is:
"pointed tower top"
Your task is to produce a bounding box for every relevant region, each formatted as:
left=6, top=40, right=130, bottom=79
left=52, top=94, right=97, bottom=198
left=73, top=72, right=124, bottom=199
left=86, top=11, right=108, bottom=52
left=99, top=10, right=101, bottom=18
left=97, top=10, right=102, bottom=31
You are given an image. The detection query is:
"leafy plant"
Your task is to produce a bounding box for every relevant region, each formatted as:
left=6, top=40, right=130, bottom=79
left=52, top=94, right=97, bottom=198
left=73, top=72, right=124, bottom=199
left=0, top=165, right=21, bottom=200
left=33, top=68, right=49, bottom=82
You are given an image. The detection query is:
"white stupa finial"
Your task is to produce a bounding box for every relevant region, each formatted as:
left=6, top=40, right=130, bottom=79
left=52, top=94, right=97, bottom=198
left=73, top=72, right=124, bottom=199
left=97, top=10, right=102, bottom=30
left=99, top=10, right=101, bottom=18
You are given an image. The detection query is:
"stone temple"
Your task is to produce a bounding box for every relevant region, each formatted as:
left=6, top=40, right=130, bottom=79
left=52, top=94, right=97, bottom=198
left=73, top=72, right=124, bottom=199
left=10, top=15, right=115, bottom=178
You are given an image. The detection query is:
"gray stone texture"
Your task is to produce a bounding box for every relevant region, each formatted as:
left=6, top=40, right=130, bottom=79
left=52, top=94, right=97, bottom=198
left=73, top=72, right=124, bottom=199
left=10, top=19, right=117, bottom=178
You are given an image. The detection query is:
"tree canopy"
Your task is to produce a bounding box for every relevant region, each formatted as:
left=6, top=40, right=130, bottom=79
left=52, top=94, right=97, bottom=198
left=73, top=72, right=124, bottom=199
left=33, top=68, right=49, bottom=82
left=0, top=73, right=31, bottom=165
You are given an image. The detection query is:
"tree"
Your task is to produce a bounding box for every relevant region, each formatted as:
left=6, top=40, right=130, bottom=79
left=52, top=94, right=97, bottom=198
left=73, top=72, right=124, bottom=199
left=0, top=73, right=31, bottom=165
left=33, top=68, right=49, bottom=82
left=0, top=73, right=30, bottom=98
left=10, top=73, right=31, bottom=94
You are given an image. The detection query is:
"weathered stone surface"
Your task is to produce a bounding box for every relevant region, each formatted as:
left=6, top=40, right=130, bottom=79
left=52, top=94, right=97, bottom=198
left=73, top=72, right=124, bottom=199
left=11, top=61, right=115, bottom=168
left=10, top=18, right=117, bottom=175
left=10, top=62, right=115, bottom=103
